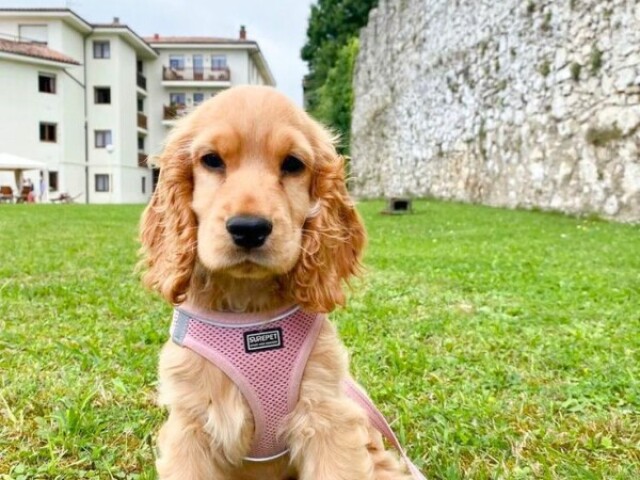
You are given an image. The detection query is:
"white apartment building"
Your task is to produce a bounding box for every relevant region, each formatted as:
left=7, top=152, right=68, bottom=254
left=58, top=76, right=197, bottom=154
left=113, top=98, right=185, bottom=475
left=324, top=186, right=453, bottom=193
left=0, top=8, right=275, bottom=203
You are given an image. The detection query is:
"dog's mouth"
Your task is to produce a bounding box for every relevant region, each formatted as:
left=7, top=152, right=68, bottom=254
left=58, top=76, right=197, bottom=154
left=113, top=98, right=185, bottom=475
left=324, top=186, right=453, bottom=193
left=224, top=258, right=276, bottom=279
left=214, top=247, right=280, bottom=276
left=235, top=247, right=271, bottom=263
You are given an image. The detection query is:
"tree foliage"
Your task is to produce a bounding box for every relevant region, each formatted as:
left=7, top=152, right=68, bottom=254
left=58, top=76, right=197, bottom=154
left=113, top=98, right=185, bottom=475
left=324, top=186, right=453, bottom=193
left=313, top=37, right=359, bottom=152
left=301, top=0, right=378, bottom=152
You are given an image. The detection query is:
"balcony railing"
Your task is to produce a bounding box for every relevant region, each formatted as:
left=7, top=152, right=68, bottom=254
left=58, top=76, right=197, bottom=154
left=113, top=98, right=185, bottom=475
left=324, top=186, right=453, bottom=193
left=138, top=152, right=148, bottom=167
left=162, top=66, right=230, bottom=82
left=137, top=112, right=147, bottom=130
left=136, top=72, right=147, bottom=90
left=163, top=104, right=195, bottom=121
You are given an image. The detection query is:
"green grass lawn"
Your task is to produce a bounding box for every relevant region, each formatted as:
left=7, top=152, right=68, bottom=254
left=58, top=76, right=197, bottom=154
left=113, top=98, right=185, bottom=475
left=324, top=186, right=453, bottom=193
left=1, top=201, right=639, bottom=479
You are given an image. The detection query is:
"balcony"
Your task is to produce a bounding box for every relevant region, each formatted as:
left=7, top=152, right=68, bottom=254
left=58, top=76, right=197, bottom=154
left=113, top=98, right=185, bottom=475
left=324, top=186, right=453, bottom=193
left=163, top=104, right=192, bottom=120
left=138, top=152, right=148, bottom=167
left=162, top=66, right=231, bottom=86
left=137, top=112, right=148, bottom=130
left=137, top=112, right=148, bottom=131
left=136, top=72, right=147, bottom=91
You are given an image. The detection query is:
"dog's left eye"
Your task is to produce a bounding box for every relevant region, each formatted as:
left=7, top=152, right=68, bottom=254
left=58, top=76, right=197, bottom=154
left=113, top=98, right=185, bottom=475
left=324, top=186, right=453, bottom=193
left=201, top=153, right=225, bottom=171
left=281, top=155, right=305, bottom=175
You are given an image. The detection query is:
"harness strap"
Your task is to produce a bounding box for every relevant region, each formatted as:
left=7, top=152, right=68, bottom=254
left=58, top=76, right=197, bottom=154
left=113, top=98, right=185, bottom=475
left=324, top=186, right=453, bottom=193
left=344, top=379, right=427, bottom=480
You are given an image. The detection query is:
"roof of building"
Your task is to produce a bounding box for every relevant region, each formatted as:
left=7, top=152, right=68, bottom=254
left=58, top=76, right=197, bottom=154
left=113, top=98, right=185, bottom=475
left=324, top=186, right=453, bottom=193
left=0, top=8, right=93, bottom=33
left=93, top=23, right=158, bottom=59
left=0, top=38, right=80, bottom=65
left=0, top=9, right=275, bottom=84
left=144, top=35, right=253, bottom=45
left=0, top=7, right=80, bottom=12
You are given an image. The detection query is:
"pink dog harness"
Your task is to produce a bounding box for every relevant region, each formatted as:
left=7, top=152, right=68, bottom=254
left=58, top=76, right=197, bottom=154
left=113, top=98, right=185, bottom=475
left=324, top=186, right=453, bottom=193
left=170, top=304, right=426, bottom=478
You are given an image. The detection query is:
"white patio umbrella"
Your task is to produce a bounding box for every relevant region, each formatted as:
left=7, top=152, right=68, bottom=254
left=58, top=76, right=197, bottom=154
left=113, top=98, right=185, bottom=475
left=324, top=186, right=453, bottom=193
left=0, top=153, right=48, bottom=195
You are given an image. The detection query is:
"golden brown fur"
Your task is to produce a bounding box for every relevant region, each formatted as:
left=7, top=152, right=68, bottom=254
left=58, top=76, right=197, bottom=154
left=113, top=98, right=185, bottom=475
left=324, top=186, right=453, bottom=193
left=140, top=86, right=411, bottom=479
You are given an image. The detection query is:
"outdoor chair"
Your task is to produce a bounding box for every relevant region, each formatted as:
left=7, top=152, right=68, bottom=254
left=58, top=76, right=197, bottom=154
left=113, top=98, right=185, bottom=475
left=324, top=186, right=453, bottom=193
left=50, top=192, right=81, bottom=204
left=0, top=185, right=13, bottom=203
left=16, top=186, right=32, bottom=203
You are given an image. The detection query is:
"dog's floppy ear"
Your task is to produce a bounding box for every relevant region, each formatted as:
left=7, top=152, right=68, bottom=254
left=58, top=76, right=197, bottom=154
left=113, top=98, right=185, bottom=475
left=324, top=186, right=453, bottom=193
left=287, top=126, right=366, bottom=313
left=139, top=124, right=197, bottom=304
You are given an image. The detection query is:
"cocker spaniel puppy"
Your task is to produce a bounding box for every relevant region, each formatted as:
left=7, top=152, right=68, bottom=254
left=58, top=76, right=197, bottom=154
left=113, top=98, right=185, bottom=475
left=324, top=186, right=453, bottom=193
left=139, top=86, right=422, bottom=480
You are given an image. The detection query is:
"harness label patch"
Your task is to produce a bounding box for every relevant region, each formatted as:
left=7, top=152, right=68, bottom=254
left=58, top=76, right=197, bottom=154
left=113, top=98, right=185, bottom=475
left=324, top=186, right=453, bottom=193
left=244, top=328, right=283, bottom=353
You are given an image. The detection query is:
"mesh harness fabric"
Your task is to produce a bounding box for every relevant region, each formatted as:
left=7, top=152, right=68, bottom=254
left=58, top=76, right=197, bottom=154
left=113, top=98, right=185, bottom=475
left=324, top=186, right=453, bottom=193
left=171, top=304, right=323, bottom=461
left=170, top=304, right=426, bottom=478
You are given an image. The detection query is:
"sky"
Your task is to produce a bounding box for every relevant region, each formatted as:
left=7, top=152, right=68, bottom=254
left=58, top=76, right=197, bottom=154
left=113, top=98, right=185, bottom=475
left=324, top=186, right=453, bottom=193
left=5, top=0, right=314, bottom=105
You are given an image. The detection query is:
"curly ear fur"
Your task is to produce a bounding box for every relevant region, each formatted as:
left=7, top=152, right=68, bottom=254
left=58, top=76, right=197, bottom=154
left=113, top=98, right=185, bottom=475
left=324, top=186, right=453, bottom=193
left=139, top=125, right=197, bottom=304
left=286, top=133, right=367, bottom=313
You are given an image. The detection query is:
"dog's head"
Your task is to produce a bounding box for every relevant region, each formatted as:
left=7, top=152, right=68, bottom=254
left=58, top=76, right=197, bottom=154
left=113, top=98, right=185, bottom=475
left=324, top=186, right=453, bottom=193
left=140, top=86, right=365, bottom=312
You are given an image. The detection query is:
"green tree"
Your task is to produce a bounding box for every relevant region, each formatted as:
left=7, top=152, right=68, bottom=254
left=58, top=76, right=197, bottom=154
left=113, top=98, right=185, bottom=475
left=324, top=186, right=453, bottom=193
left=301, top=0, right=378, bottom=152
left=314, top=37, right=359, bottom=152
left=301, top=0, right=377, bottom=74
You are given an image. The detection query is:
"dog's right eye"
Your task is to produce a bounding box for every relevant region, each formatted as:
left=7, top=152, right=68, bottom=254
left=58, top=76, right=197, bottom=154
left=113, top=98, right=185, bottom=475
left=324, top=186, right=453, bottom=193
left=281, top=155, right=305, bottom=175
left=201, top=153, right=225, bottom=171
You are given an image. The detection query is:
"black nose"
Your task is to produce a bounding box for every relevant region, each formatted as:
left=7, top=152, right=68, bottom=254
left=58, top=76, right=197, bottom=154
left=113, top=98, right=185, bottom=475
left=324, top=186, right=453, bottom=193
left=226, top=215, right=273, bottom=249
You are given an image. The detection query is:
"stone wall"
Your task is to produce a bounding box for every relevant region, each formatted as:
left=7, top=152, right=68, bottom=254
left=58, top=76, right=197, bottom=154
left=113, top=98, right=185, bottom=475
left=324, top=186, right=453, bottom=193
left=351, top=0, right=640, bottom=221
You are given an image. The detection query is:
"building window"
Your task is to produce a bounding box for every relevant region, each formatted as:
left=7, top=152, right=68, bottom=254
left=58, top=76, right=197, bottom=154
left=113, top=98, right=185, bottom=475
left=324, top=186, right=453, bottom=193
left=95, top=174, right=110, bottom=192
left=93, top=41, right=110, bottom=59
left=39, top=123, right=57, bottom=142
left=95, top=130, right=112, bottom=148
left=38, top=73, right=56, bottom=93
left=137, top=97, right=144, bottom=112
left=193, top=55, right=203, bottom=70
left=94, top=87, right=111, bottom=104
left=169, top=54, right=185, bottom=70
left=211, top=55, right=227, bottom=69
left=142, top=176, right=146, bottom=194
left=193, top=92, right=204, bottom=106
left=48, top=171, right=58, bottom=191
left=169, top=92, right=186, bottom=106
left=19, top=24, right=48, bottom=44
left=138, top=136, right=145, bottom=151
